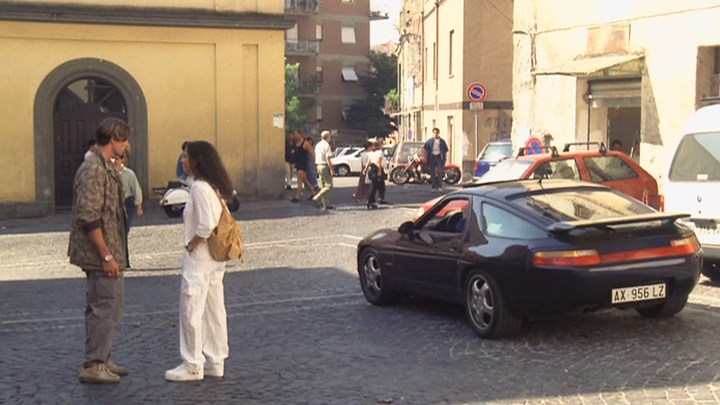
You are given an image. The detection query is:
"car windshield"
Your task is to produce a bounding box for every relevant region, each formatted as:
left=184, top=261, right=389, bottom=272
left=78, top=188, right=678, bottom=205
left=510, top=188, right=654, bottom=222
left=480, top=159, right=532, bottom=182
left=480, top=143, right=513, bottom=160
left=668, top=132, right=720, bottom=182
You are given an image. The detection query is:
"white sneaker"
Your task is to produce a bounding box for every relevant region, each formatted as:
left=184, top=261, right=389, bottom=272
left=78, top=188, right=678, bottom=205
left=204, top=361, right=224, bottom=378
left=165, top=363, right=204, bottom=382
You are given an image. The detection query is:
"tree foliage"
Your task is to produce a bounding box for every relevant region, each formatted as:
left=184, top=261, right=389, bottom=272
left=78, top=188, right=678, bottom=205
left=285, top=62, right=307, bottom=131
left=346, top=51, right=398, bottom=137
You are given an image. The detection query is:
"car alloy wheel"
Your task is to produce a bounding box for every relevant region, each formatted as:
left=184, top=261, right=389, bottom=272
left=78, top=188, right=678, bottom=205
left=358, top=249, right=397, bottom=306
left=335, top=165, right=350, bottom=177
left=464, top=270, right=522, bottom=338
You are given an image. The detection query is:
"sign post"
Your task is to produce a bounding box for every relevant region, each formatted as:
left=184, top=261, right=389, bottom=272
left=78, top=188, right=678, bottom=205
left=467, top=82, right=488, bottom=160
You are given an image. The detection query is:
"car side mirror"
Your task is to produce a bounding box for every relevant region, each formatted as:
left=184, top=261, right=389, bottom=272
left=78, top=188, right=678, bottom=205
left=398, top=221, right=415, bottom=235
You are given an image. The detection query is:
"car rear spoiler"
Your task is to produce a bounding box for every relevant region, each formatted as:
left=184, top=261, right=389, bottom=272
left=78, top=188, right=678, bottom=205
left=547, top=212, right=690, bottom=233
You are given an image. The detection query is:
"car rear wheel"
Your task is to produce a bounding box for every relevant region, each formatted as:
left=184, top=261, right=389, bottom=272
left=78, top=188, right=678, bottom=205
left=358, top=249, right=397, bottom=306
left=335, top=165, right=350, bottom=177
left=701, top=260, right=720, bottom=281
left=465, top=270, right=522, bottom=338
left=390, top=167, right=410, bottom=185
left=635, top=294, right=688, bottom=318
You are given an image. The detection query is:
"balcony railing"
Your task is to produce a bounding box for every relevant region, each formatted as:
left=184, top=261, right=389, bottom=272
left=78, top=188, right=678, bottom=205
left=297, top=79, right=323, bottom=96
left=285, top=40, right=319, bottom=55
left=285, top=0, right=319, bottom=14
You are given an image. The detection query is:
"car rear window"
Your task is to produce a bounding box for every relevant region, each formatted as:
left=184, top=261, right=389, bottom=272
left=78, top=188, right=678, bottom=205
left=668, top=132, right=720, bottom=182
left=480, top=160, right=532, bottom=181
left=583, top=156, right=638, bottom=182
left=510, top=188, right=653, bottom=222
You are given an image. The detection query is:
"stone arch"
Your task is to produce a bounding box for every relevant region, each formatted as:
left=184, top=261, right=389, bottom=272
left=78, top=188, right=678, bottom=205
left=34, top=58, right=147, bottom=214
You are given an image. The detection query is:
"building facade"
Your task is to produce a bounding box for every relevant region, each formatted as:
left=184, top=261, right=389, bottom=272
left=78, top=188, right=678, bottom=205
left=396, top=0, right=514, bottom=177
left=0, top=0, right=291, bottom=218
left=513, top=0, right=720, bottom=188
left=285, top=0, right=371, bottom=144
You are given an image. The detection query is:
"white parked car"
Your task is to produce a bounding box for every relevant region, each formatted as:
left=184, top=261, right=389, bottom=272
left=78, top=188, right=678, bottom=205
left=332, top=148, right=365, bottom=176
left=665, top=104, right=720, bottom=281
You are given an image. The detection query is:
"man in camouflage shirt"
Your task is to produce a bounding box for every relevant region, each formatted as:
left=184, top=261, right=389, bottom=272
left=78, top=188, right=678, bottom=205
left=68, top=118, right=131, bottom=384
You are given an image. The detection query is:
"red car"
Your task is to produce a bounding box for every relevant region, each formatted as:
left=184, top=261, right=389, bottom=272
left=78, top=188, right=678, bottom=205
left=419, top=142, right=662, bottom=216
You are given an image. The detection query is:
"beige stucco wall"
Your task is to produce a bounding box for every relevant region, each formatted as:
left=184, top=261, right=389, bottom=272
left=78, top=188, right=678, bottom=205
left=513, top=0, right=720, bottom=187
left=0, top=19, right=286, bottom=202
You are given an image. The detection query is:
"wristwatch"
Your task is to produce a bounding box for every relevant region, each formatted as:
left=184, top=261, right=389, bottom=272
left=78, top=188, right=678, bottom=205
left=103, top=254, right=114, bottom=263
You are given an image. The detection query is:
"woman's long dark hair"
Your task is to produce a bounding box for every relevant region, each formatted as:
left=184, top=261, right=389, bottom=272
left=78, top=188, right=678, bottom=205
left=185, top=141, right=234, bottom=201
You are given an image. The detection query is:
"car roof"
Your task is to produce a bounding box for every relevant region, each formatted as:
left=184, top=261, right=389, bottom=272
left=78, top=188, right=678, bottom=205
left=457, top=179, right=609, bottom=199
left=510, top=149, right=628, bottom=162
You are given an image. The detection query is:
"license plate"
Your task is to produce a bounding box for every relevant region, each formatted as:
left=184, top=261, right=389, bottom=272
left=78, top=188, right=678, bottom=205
left=611, top=283, right=666, bottom=304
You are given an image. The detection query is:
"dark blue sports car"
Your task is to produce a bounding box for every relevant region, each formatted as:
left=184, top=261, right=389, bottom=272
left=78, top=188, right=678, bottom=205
left=357, top=179, right=701, bottom=338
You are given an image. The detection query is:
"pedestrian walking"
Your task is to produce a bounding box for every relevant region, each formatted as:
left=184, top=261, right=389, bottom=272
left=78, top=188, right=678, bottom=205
left=113, top=152, right=143, bottom=229
left=165, top=140, right=233, bottom=382
left=291, top=130, right=317, bottom=203
left=312, top=130, right=335, bottom=210
left=364, top=139, right=388, bottom=209
left=423, top=127, right=449, bottom=192
left=176, top=141, right=189, bottom=182
left=68, top=117, right=131, bottom=384
left=353, top=140, right=373, bottom=204
left=284, top=131, right=296, bottom=190
left=305, top=137, right=319, bottom=192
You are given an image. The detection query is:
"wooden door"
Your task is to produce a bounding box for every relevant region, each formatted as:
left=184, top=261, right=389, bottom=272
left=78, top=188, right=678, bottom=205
left=53, top=78, right=127, bottom=207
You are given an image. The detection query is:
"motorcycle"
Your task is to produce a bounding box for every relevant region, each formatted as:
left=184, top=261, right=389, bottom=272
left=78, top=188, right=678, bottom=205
left=390, top=154, right=462, bottom=185
left=153, top=180, right=240, bottom=218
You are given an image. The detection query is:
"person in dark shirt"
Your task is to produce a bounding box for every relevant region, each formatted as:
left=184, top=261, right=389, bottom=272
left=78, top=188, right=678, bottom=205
left=284, top=131, right=296, bottom=190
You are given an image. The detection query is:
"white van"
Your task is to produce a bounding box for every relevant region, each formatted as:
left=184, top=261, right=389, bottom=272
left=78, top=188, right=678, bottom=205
left=666, top=104, right=720, bottom=281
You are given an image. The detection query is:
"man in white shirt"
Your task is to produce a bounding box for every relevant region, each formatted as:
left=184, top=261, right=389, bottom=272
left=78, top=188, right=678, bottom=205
left=312, top=130, right=335, bottom=210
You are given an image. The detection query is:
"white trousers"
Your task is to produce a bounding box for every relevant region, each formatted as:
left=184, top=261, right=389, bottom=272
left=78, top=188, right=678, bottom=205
left=179, top=243, right=228, bottom=370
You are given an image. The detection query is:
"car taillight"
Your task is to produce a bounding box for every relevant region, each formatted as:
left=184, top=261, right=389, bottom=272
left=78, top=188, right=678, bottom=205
left=534, top=235, right=700, bottom=267
left=474, top=160, right=479, bottom=171
left=533, top=250, right=601, bottom=266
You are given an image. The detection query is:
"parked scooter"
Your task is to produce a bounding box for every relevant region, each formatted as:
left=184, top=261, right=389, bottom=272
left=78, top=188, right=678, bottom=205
left=153, top=180, right=240, bottom=218
left=390, top=154, right=461, bottom=185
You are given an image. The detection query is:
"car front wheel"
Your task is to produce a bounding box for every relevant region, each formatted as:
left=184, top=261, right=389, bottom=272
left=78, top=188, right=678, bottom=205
left=358, top=249, right=397, bottom=306
left=701, top=260, right=720, bottom=281
left=465, top=270, right=522, bottom=338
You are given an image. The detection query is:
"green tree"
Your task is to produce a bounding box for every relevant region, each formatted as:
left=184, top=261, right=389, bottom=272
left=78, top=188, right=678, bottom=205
left=285, top=62, right=307, bottom=131
left=346, top=51, right=397, bottom=137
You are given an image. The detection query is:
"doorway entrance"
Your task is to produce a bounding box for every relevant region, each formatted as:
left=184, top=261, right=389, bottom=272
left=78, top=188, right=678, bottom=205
left=53, top=78, right=127, bottom=207
left=607, top=107, right=640, bottom=156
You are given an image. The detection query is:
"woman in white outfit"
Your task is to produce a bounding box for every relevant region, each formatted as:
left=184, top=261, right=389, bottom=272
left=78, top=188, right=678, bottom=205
left=165, top=141, right=233, bottom=382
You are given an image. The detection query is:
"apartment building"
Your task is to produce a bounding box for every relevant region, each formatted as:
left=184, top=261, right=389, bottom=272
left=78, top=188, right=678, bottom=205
left=285, top=0, right=372, bottom=144
left=396, top=0, right=514, bottom=176
left=513, top=0, right=720, bottom=184
left=0, top=0, right=291, bottom=218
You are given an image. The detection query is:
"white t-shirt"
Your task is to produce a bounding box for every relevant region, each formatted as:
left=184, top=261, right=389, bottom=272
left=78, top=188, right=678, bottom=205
left=367, top=150, right=383, bottom=167
left=315, top=139, right=332, bottom=165
left=183, top=180, right=222, bottom=245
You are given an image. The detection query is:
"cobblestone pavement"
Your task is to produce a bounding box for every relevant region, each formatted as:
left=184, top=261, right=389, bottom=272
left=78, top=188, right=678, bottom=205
left=2, top=178, right=720, bottom=404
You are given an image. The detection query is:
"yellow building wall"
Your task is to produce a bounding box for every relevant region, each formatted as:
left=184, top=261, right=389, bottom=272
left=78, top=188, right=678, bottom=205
left=6, top=0, right=282, bottom=13
left=0, top=19, right=286, bottom=201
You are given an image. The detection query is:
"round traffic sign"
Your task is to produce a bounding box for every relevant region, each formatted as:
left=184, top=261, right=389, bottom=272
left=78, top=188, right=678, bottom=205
left=525, top=137, right=543, bottom=155
left=466, top=82, right=487, bottom=102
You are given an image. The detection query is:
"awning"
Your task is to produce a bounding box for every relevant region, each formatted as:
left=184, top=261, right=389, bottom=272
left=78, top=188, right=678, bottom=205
left=341, top=67, right=358, bottom=82
left=533, top=54, right=644, bottom=77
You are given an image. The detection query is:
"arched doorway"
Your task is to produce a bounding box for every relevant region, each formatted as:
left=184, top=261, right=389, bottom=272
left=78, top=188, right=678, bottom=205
left=54, top=78, right=128, bottom=207
left=34, top=58, right=147, bottom=214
